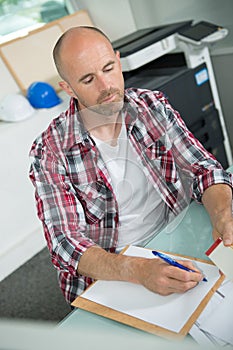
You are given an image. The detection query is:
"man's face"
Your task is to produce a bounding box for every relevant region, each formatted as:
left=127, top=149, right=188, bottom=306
left=59, top=33, right=125, bottom=117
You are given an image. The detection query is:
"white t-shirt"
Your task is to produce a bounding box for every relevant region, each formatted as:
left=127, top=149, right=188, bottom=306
left=91, top=119, right=168, bottom=251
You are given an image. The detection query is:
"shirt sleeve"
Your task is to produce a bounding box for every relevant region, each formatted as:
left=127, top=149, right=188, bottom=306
left=154, top=91, right=233, bottom=203
left=29, top=138, right=96, bottom=277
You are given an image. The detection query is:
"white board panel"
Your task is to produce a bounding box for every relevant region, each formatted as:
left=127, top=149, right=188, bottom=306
left=0, top=24, right=63, bottom=93
left=0, top=56, right=20, bottom=100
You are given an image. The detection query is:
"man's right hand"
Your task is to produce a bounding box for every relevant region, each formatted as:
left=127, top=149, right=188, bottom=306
left=134, top=256, right=203, bottom=295
left=78, top=246, right=203, bottom=295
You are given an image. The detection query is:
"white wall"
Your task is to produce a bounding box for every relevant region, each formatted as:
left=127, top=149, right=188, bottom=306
left=129, top=0, right=233, bottom=44
left=76, top=0, right=137, bottom=40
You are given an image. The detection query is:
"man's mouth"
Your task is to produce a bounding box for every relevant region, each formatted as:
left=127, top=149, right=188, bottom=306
left=101, top=93, right=117, bottom=103
left=98, top=88, right=122, bottom=104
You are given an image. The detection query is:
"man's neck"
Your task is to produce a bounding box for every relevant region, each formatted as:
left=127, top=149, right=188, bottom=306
left=81, top=110, right=122, bottom=146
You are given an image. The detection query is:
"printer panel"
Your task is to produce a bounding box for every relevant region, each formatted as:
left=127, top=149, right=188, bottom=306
left=125, top=63, right=214, bottom=128
left=155, top=64, right=215, bottom=128
left=191, top=109, right=228, bottom=169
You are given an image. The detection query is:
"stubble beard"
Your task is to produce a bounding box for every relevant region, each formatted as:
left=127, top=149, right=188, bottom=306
left=81, top=88, right=125, bottom=117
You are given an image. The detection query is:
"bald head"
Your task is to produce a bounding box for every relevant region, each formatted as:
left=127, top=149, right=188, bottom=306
left=53, top=26, right=112, bottom=81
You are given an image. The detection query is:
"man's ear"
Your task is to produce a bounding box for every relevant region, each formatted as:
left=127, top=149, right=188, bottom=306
left=115, top=50, right=121, bottom=60
left=115, top=50, right=122, bottom=70
left=59, top=81, right=76, bottom=98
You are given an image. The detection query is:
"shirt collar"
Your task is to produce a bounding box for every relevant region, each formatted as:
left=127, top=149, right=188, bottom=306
left=62, top=97, right=90, bottom=152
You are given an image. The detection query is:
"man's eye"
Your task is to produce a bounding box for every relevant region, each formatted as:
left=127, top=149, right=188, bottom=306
left=104, top=65, right=113, bottom=72
left=83, top=77, right=93, bottom=85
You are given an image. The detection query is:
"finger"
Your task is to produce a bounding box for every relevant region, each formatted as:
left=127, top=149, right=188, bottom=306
left=164, top=277, right=200, bottom=293
left=222, top=232, right=233, bottom=246
left=174, top=260, right=204, bottom=279
left=167, top=264, right=203, bottom=283
left=177, top=259, right=200, bottom=273
left=213, top=228, right=233, bottom=246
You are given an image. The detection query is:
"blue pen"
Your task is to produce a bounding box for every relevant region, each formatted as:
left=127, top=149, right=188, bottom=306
left=152, top=250, right=208, bottom=282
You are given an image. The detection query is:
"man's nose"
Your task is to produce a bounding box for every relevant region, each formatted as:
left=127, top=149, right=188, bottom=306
left=97, top=75, right=110, bottom=90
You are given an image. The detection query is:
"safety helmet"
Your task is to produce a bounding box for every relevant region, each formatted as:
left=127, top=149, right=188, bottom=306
left=0, top=93, right=35, bottom=122
left=27, top=81, right=61, bottom=108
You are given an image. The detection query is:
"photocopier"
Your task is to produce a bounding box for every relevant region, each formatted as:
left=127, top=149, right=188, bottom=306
left=112, top=21, right=229, bottom=169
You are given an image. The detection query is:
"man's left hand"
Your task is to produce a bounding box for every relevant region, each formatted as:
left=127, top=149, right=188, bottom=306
left=212, top=215, right=233, bottom=246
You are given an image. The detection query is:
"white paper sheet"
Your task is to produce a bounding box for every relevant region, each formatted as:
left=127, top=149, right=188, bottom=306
left=81, top=245, right=221, bottom=333
left=189, top=324, right=218, bottom=347
left=199, top=290, right=233, bottom=345
left=218, top=279, right=233, bottom=297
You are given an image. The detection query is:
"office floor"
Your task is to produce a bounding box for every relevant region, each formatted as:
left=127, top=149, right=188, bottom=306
left=0, top=248, right=71, bottom=323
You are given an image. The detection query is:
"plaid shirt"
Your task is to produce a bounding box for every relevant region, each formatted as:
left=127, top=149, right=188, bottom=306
left=29, top=88, right=233, bottom=303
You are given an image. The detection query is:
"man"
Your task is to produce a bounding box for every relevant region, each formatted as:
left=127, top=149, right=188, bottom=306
left=29, top=26, right=233, bottom=304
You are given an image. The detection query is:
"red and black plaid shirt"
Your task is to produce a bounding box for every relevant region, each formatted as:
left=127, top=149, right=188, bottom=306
left=29, top=88, right=233, bottom=303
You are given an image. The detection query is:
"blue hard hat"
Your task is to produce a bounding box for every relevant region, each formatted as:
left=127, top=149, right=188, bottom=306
left=27, top=81, right=61, bottom=108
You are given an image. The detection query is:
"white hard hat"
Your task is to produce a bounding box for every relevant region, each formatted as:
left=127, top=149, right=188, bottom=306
left=0, top=93, right=35, bottom=122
